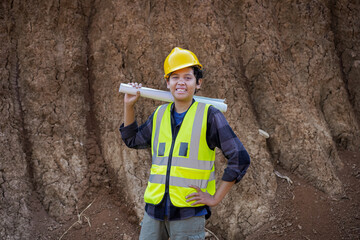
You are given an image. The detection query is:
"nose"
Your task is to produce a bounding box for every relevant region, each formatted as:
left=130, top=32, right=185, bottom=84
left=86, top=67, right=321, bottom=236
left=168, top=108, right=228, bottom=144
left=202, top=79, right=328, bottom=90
left=177, top=78, right=185, bottom=85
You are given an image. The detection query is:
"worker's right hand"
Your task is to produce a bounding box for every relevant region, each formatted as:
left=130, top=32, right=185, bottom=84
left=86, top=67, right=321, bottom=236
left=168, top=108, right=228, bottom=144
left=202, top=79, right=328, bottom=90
left=124, top=82, right=142, bottom=107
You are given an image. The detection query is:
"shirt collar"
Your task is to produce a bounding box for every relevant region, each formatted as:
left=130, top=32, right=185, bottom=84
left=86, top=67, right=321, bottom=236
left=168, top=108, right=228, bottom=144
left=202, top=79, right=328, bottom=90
left=170, top=98, right=196, bottom=114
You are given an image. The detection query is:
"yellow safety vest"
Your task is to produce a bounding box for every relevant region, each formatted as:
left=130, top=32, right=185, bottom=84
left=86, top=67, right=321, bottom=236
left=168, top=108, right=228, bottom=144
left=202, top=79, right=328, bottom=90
left=144, top=102, right=216, bottom=207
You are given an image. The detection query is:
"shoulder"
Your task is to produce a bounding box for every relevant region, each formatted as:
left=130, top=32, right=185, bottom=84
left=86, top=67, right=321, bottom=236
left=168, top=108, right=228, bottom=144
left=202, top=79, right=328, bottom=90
left=150, top=103, right=171, bottom=122
left=207, top=105, right=225, bottom=119
left=206, top=105, right=232, bottom=131
left=153, top=103, right=169, bottom=114
left=207, top=105, right=221, bottom=113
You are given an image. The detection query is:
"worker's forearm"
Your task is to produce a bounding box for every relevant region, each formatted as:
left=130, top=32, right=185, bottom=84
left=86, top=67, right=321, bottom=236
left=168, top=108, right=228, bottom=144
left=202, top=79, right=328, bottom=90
left=123, top=84, right=141, bottom=126
left=213, top=180, right=235, bottom=205
left=124, top=104, right=135, bottom=127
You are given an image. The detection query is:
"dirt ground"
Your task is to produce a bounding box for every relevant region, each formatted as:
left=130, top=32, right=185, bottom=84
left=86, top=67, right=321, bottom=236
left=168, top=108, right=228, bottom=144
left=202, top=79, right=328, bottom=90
left=32, top=150, right=359, bottom=240
left=246, top=150, right=360, bottom=240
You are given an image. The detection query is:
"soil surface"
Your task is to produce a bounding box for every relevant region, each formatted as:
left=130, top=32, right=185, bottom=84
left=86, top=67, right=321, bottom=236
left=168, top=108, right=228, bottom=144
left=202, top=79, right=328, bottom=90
left=30, top=150, right=359, bottom=240
left=31, top=187, right=140, bottom=240
left=246, top=150, right=360, bottom=240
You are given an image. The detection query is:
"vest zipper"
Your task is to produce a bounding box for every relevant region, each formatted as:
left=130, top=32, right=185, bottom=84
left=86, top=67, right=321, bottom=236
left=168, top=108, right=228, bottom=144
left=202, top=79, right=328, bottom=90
left=165, top=138, right=175, bottom=195
left=165, top=115, right=180, bottom=195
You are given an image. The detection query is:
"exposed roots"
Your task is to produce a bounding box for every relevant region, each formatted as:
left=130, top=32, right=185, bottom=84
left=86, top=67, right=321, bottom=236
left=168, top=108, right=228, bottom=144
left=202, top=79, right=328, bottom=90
left=58, top=199, right=96, bottom=240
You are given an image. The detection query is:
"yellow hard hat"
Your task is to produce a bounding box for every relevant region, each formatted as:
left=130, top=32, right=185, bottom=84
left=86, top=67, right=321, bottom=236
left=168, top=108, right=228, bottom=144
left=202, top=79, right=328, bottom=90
left=164, top=47, right=203, bottom=79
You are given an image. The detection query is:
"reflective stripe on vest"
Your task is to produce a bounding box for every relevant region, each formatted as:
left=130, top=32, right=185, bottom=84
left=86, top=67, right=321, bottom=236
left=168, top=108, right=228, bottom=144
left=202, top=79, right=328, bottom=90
left=144, top=102, right=216, bottom=207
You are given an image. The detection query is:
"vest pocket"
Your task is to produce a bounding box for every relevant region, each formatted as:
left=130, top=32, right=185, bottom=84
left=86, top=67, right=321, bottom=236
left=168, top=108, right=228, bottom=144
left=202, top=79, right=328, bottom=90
left=158, top=142, right=166, bottom=156
left=179, top=142, right=188, bottom=156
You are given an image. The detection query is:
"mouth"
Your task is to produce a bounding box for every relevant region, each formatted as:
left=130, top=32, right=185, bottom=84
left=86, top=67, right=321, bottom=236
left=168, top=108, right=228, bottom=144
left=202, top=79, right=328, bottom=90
left=176, top=88, right=187, bottom=93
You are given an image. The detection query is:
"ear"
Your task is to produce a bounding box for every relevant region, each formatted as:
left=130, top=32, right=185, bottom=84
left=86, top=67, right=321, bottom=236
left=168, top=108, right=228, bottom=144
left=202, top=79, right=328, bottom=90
left=166, top=78, right=170, bottom=89
left=196, top=78, right=203, bottom=89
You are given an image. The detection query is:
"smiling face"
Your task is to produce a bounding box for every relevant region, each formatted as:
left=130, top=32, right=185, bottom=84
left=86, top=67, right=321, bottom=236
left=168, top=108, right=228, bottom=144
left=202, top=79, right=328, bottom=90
left=166, top=67, right=202, bottom=104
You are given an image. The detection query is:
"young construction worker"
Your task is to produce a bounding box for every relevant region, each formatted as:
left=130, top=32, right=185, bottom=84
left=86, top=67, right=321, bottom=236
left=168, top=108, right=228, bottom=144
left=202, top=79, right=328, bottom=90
left=120, top=47, right=250, bottom=240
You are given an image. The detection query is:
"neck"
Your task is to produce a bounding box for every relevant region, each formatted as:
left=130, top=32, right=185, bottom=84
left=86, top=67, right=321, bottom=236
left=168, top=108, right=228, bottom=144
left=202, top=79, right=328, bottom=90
left=174, top=99, right=192, bottom=113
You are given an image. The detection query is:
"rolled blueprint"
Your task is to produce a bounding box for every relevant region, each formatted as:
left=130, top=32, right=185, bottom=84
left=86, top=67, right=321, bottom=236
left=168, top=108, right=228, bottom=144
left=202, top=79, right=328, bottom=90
left=119, top=83, right=228, bottom=112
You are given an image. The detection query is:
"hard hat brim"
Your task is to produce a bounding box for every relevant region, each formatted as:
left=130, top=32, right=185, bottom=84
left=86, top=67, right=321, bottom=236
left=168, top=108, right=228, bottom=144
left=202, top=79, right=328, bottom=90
left=164, top=63, right=203, bottom=79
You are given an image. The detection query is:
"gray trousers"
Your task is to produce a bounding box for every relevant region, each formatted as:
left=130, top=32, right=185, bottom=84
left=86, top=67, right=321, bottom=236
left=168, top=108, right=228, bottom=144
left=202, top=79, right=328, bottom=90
left=139, top=211, right=205, bottom=240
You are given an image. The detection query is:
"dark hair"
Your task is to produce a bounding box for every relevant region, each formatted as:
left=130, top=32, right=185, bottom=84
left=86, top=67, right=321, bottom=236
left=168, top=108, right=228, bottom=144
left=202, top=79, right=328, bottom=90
left=192, top=66, right=203, bottom=84
left=166, top=66, right=203, bottom=85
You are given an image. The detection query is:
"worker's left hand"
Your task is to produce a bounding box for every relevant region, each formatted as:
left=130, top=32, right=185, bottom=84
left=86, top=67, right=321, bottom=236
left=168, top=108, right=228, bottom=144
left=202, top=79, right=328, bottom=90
left=185, top=185, right=219, bottom=207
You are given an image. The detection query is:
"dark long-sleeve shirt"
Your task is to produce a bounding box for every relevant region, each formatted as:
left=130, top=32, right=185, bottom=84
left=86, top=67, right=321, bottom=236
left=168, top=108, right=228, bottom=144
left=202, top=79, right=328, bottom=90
left=120, top=102, right=250, bottom=221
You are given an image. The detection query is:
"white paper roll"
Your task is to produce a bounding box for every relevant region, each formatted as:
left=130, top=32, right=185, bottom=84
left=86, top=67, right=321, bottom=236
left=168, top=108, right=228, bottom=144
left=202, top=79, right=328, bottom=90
left=119, top=83, right=228, bottom=112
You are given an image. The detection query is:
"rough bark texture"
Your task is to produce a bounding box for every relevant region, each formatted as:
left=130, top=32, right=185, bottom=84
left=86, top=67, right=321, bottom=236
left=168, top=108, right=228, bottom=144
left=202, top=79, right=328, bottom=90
left=331, top=0, right=360, bottom=126
left=1, top=0, right=359, bottom=239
